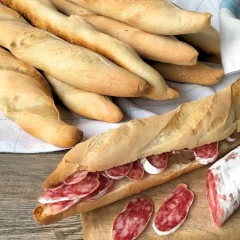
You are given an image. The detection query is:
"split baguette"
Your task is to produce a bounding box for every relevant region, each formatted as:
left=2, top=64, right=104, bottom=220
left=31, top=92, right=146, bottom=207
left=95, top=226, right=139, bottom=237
left=0, top=3, right=148, bottom=98
left=34, top=79, right=240, bottom=224
left=179, top=26, right=221, bottom=58
left=0, top=47, right=82, bottom=148
left=43, top=73, right=123, bottom=123
left=69, top=0, right=212, bottom=35
left=50, top=0, right=198, bottom=66
left=1, top=0, right=178, bottom=100
left=152, top=62, right=224, bottom=85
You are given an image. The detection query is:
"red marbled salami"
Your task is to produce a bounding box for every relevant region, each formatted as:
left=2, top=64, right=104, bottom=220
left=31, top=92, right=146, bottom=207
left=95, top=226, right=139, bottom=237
left=48, top=199, right=77, bottom=215
left=140, top=153, right=169, bottom=174
left=153, top=184, right=194, bottom=235
left=206, top=146, right=240, bottom=227
left=38, top=173, right=99, bottom=204
left=112, top=197, right=153, bottom=240
left=226, top=131, right=240, bottom=142
left=105, top=163, right=132, bottom=179
left=193, top=142, right=218, bottom=164
left=64, top=170, right=88, bottom=185
left=127, top=160, right=144, bottom=180
left=84, top=174, right=113, bottom=201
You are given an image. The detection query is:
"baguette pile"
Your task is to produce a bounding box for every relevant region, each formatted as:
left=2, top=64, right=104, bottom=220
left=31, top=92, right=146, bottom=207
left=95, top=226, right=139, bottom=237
left=0, top=0, right=223, bottom=146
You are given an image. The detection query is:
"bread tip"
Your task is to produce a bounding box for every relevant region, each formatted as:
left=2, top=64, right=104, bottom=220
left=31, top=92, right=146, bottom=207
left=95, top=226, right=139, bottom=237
left=168, top=88, right=179, bottom=99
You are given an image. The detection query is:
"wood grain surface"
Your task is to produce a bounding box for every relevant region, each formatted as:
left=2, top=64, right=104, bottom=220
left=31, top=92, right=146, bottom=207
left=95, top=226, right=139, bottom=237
left=81, top=166, right=240, bottom=240
left=0, top=152, right=84, bottom=240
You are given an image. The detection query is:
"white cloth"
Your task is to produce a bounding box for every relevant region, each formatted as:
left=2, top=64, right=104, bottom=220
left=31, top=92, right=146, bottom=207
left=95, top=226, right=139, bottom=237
left=1, top=0, right=239, bottom=153
left=219, top=0, right=240, bottom=74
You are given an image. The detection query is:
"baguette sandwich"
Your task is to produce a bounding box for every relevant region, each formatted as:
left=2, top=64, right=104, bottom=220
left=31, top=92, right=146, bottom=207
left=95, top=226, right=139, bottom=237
left=34, top=79, right=240, bottom=224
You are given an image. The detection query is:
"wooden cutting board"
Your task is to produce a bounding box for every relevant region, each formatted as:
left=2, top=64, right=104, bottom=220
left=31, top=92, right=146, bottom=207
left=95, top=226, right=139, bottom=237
left=81, top=166, right=240, bottom=240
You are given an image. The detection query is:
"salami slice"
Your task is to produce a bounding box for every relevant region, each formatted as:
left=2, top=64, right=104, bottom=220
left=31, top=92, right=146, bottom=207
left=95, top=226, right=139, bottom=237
left=153, top=184, right=194, bottom=235
left=112, top=197, right=153, bottom=240
left=48, top=199, right=78, bottom=215
left=105, top=163, right=132, bottom=179
left=84, top=174, right=113, bottom=201
left=140, top=152, right=169, bottom=174
left=126, top=160, right=144, bottom=180
left=38, top=172, right=100, bottom=204
left=64, top=170, right=88, bottom=185
left=206, top=146, right=240, bottom=227
left=193, top=142, right=218, bottom=164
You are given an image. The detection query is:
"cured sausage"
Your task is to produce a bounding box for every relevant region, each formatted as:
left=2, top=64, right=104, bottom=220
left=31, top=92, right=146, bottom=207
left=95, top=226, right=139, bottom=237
left=193, top=142, right=218, bottom=164
left=127, top=160, right=144, bottom=180
left=226, top=131, right=240, bottom=142
left=64, top=170, right=88, bottom=185
left=153, top=184, right=194, bottom=235
left=38, top=173, right=100, bottom=203
left=206, top=146, right=240, bottom=227
left=48, top=199, right=77, bottom=215
left=140, top=153, right=169, bottom=174
left=112, top=197, right=153, bottom=240
left=105, top=163, right=132, bottom=179
left=84, top=174, right=113, bottom=201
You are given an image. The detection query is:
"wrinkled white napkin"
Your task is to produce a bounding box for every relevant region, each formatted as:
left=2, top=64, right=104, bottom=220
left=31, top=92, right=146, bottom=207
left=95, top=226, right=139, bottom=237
left=219, top=0, right=240, bottom=74
left=1, top=0, right=239, bottom=153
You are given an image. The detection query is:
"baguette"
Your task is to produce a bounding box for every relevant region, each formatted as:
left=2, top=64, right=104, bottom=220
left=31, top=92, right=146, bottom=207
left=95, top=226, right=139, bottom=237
left=179, top=26, right=221, bottom=58
left=43, top=73, right=123, bottom=123
left=34, top=79, right=240, bottom=224
left=69, top=0, right=212, bottom=35
left=1, top=0, right=178, bottom=100
left=0, top=47, right=82, bottom=148
left=50, top=0, right=198, bottom=66
left=152, top=62, right=224, bottom=85
left=0, top=3, right=148, bottom=98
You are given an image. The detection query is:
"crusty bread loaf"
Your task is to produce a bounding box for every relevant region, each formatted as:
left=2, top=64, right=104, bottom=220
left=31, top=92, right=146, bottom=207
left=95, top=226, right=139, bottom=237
left=50, top=0, right=198, bottom=66
left=179, top=26, right=221, bottom=58
left=69, top=0, right=212, bottom=35
left=0, top=47, right=83, bottom=147
left=152, top=62, right=224, bottom=85
left=34, top=79, right=240, bottom=224
left=0, top=3, right=148, bottom=97
left=44, top=73, right=123, bottom=123
left=1, top=0, right=178, bottom=100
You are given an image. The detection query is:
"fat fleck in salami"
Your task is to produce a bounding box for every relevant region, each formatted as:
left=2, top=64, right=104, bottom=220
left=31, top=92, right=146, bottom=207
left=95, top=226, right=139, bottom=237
left=153, top=184, right=194, bottom=235
left=112, top=197, right=153, bottom=240
left=127, top=160, right=144, bottom=180
left=105, top=163, right=132, bottom=179
left=38, top=173, right=100, bottom=204
left=64, top=170, right=88, bottom=185
left=206, top=146, right=240, bottom=227
left=140, top=152, right=169, bottom=174
left=84, top=174, right=113, bottom=201
left=226, top=131, right=240, bottom=142
left=193, top=142, right=218, bottom=164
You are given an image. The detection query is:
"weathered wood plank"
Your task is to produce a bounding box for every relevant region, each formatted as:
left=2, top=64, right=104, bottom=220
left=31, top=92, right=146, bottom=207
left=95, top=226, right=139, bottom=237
left=0, top=152, right=83, bottom=240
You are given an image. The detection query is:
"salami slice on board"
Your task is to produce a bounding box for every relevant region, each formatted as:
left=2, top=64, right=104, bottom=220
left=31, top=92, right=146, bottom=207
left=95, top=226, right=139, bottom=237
left=112, top=197, right=153, bottom=240
left=84, top=174, right=113, bottom=201
left=38, top=173, right=99, bottom=204
left=127, top=160, right=144, bottom=180
left=64, top=170, right=88, bottom=185
left=193, top=142, right=218, bottom=164
left=206, top=146, right=240, bottom=227
left=140, top=152, right=169, bottom=174
left=105, top=163, right=132, bottom=179
left=153, top=184, right=194, bottom=235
